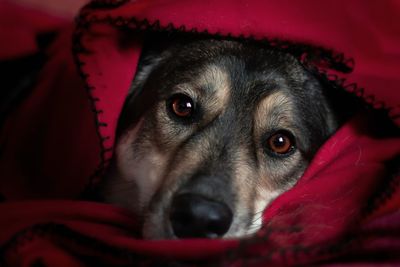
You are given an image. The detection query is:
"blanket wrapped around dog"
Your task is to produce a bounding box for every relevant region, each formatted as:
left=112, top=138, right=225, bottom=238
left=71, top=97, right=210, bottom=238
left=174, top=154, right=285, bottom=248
left=1, top=0, right=399, bottom=266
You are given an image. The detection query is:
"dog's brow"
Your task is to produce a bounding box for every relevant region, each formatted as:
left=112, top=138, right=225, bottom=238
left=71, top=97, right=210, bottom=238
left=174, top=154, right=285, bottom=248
left=253, top=91, right=294, bottom=137
left=175, top=65, right=230, bottom=96
left=195, top=65, right=230, bottom=93
left=189, top=64, right=231, bottom=114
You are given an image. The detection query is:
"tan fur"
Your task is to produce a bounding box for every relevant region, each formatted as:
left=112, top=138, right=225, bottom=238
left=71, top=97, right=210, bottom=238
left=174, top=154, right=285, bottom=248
left=254, top=91, right=294, bottom=141
left=142, top=138, right=210, bottom=239
left=253, top=92, right=303, bottom=189
left=196, top=64, right=231, bottom=111
left=104, top=62, right=310, bottom=239
left=228, top=147, right=258, bottom=237
left=102, top=118, right=171, bottom=214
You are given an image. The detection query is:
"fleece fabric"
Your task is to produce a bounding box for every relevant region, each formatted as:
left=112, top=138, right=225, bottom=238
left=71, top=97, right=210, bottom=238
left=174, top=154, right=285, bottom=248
left=0, top=0, right=399, bottom=266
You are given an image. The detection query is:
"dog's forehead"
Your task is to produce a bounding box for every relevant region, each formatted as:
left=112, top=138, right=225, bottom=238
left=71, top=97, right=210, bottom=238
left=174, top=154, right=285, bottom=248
left=182, top=57, right=296, bottom=112
left=191, top=64, right=231, bottom=100
left=158, top=40, right=309, bottom=132
left=172, top=45, right=299, bottom=98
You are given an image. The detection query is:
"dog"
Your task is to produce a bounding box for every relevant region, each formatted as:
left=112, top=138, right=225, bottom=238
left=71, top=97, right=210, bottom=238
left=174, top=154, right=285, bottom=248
left=100, top=36, right=344, bottom=239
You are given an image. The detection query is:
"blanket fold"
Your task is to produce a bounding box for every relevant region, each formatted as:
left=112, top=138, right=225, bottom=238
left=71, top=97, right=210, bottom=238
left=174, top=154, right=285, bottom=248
left=0, top=0, right=399, bottom=266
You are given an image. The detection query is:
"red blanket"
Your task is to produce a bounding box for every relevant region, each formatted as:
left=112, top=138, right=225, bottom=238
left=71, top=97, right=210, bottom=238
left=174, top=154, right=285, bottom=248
left=1, top=0, right=399, bottom=266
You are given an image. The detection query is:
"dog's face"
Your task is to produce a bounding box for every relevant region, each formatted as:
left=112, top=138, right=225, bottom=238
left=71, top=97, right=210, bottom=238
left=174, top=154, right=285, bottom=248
left=102, top=38, right=337, bottom=239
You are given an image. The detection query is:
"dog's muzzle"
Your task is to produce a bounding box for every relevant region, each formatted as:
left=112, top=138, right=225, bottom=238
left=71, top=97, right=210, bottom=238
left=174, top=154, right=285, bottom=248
left=169, top=193, right=233, bottom=238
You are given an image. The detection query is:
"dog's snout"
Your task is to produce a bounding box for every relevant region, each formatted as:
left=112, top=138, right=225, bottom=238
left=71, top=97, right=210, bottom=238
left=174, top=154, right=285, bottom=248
left=170, top=194, right=233, bottom=238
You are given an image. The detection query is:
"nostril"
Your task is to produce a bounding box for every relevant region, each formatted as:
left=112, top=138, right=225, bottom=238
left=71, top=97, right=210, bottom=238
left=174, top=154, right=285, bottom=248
left=170, top=194, right=233, bottom=238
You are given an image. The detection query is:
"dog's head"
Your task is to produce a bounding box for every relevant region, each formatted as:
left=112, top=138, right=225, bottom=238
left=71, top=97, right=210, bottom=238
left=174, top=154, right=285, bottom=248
left=102, top=38, right=338, bottom=239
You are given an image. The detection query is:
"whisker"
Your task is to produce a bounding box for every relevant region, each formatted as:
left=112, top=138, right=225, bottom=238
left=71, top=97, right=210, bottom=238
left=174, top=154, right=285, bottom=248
left=250, top=211, right=265, bottom=223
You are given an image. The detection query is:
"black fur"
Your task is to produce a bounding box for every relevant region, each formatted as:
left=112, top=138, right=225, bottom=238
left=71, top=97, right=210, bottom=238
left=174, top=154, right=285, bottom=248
left=110, top=34, right=358, bottom=238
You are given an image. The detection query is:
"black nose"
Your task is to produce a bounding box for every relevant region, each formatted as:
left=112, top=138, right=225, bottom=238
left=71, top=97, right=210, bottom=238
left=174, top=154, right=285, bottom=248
left=170, top=194, right=233, bottom=238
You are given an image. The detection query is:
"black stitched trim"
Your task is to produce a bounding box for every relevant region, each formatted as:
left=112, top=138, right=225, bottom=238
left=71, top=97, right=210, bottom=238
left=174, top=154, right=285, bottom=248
left=72, top=9, right=400, bottom=265
left=306, top=64, right=395, bottom=117
left=87, top=0, right=129, bottom=9
left=362, top=156, right=400, bottom=217
left=232, top=216, right=400, bottom=266
left=227, top=163, right=400, bottom=265
left=72, top=14, right=357, bottom=190
left=72, top=25, right=112, bottom=190
left=73, top=7, right=399, bottom=192
left=30, top=258, right=46, bottom=267
left=221, top=226, right=362, bottom=266
left=0, top=223, right=229, bottom=267
left=0, top=223, right=143, bottom=266
left=75, top=13, right=400, bottom=124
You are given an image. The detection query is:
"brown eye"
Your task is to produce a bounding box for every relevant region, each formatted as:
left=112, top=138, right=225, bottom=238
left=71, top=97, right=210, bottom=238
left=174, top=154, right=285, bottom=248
left=169, top=94, right=195, bottom=118
left=266, top=131, right=295, bottom=155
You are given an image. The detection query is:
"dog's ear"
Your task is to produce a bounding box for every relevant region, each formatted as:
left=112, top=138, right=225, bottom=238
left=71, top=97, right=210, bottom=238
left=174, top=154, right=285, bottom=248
left=129, top=34, right=172, bottom=94
left=128, top=53, right=164, bottom=97
left=117, top=36, right=170, bottom=136
left=119, top=33, right=197, bottom=134
left=127, top=32, right=188, bottom=98
left=299, top=61, right=362, bottom=135
left=316, top=73, right=362, bottom=131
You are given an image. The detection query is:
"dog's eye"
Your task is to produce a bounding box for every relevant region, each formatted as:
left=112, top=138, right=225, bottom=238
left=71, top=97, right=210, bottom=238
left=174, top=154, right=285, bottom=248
left=266, top=130, right=295, bottom=156
left=168, top=94, right=195, bottom=119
